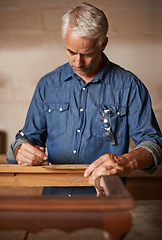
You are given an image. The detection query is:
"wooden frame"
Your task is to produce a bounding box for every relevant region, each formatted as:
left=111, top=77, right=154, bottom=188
left=0, top=164, right=91, bottom=187
left=0, top=164, right=134, bottom=240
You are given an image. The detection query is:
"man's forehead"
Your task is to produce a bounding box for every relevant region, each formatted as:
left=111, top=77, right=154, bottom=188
left=65, top=32, right=98, bottom=54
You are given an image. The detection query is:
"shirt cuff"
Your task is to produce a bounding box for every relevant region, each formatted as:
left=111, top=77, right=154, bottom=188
left=6, top=139, right=28, bottom=164
left=135, top=141, right=162, bottom=173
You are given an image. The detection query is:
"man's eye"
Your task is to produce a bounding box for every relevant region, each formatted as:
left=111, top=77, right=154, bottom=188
left=85, top=53, right=93, bottom=57
left=68, top=50, right=75, bottom=55
left=84, top=51, right=95, bottom=57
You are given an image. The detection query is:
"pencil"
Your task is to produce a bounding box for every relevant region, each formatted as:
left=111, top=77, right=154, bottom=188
left=19, top=130, right=52, bottom=165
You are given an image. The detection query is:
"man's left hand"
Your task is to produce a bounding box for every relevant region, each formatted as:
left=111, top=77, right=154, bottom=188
left=84, top=153, right=135, bottom=180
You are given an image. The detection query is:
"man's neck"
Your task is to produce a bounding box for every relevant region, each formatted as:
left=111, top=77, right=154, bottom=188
left=78, top=57, right=103, bottom=84
left=80, top=75, right=96, bottom=84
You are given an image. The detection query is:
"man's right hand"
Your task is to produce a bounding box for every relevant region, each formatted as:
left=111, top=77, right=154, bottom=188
left=14, top=142, right=48, bottom=166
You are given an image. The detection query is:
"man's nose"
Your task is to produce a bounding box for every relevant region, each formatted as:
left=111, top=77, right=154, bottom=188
left=75, top=54, right=83, bottom=67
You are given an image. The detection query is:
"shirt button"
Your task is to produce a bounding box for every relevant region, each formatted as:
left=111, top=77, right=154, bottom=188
left=48, top=109, right=51, bottom=113
left=104, top=109, right=110, bottom=113
left=117, top=111, right=120, bottom=115
left=80, top=108, right=84, bottom=112
left=77, top=129, right=81, bottom=133
left=103, top=119, right=108, bottom=123
left=73, top=150, right=77, bottom=154
left=59, top=107, right=63, bottom=111
left=82, top=87, right=86, bottom=91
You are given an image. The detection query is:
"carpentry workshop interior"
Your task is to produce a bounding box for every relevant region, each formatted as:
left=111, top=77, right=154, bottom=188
left=0, top=0, right=162, bottom=239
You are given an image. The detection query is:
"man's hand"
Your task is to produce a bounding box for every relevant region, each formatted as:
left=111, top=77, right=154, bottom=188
left=84, top=148, right=153, bottom=182
left=14, top=142, right=48, bottom=166
left=84, top=153, right=137, bottom=180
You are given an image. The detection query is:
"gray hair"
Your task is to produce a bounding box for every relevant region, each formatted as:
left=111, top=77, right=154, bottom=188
left=61, top=2, right=109, bottom=46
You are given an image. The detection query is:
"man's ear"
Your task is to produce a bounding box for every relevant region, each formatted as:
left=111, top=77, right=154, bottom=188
left=101, top=37, right=108, bottom=51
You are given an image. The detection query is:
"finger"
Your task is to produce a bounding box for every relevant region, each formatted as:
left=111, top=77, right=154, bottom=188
left=36, top=145, right=46, bottom=153
left=17, top=150, right=42, bottom=166
left=93, top=178, right=105, bottom=196
left=91, top=165, right=118, bottom=180
left=17, top=143, right=47, bottom=166
left=84, top=155, right=107, bottom=177
left=22, top=143, right=47, bottom=161
left=95, top=188, right=105, bottom=197
left=16, top=152, right=34, bottom=166
left=35, top=146, right=48, bottom=165
left=84, top=154, right=119, bottom=178
left=16, top=146, right=31, bottom=165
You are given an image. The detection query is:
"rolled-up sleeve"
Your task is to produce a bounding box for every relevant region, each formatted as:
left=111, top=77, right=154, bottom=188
left=135, top=141, right=162, bottom=173
left=127, top=78, right=162, bottom=173
left=6, top=139, right=28, bottom=164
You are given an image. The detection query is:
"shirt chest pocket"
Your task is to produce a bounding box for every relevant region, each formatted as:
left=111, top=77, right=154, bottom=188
left=45, top=102, right=69, bottom=138
left=93, top=104, right=127, bottom=144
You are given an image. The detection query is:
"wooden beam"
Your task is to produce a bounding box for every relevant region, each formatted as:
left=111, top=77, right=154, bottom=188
left=0, top=175, right=134, bottom=240
left=0, top=164, right=90, bottom=187
left=0, top=164, right=89, bottom=173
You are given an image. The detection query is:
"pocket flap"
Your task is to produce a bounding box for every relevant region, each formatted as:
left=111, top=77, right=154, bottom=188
left=98, top=104, right=127, bottom=116
left=45, top=102, right=69, bottom=112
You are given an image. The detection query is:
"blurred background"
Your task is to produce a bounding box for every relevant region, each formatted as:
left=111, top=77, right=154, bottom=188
left=0, top=0, right=162, bottom=152
left=0, top=3, right=162, bottom=239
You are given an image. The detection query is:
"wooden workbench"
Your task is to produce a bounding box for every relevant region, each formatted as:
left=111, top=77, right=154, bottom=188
left=1, top=158, right=161, bottom=239
left=0, top=164, right=91, bottom=187
left=0, top=163, right=134, bottom=240
left=0, top=200, right=160, bottom=240
left=0, top=154, right=162, bottom=199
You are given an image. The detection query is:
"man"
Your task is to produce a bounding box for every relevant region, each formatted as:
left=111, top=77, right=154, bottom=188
left=7, top=3, right=162, bottom=195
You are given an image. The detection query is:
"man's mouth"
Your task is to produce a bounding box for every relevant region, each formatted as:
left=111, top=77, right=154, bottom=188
left=73, top=66, right=84, bottom=71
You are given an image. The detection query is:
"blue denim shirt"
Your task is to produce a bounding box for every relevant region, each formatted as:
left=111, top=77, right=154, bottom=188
left=7, top=54, right=162, bottom=195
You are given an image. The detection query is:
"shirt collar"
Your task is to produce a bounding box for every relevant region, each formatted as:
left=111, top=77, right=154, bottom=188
left=62, top=63, right=73, bottom=82
left=63, top=53, right=111, bottom=84
left=87, top=53, right=111, bottom=84
left=98, top=53, right=111, bottom=84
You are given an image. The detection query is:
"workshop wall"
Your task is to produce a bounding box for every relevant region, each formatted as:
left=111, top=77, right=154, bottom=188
left=0, top=0, right=162, bottom=151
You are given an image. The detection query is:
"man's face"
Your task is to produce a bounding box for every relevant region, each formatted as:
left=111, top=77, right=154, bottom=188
left=65, top=28, right=103, bottom=78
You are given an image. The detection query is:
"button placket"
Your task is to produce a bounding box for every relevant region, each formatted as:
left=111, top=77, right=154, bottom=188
left=72, top=86, right=87, bottom=162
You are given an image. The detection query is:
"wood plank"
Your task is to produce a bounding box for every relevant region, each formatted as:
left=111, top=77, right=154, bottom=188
left=0, top=164, right=89, bottom=173
left=0, top=209, right=132, bottom=239
left=0, top=186, right=42, bottom=196
left=0, top=196, right=134, bottom=211
left=0, top=164, right=91, bottom=187
left=0, top=175, right=134, bottom=210
left=0, top=175, right=134, bottom=240
left=0, top=173, right=91, bottom=187
left=42, top=164, right=89, bottom=170
left=1, top=162, right=161, bottom=177
left=101, top=175, right=132, bottom=199
left=0, top=154, right=7, bottom=164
